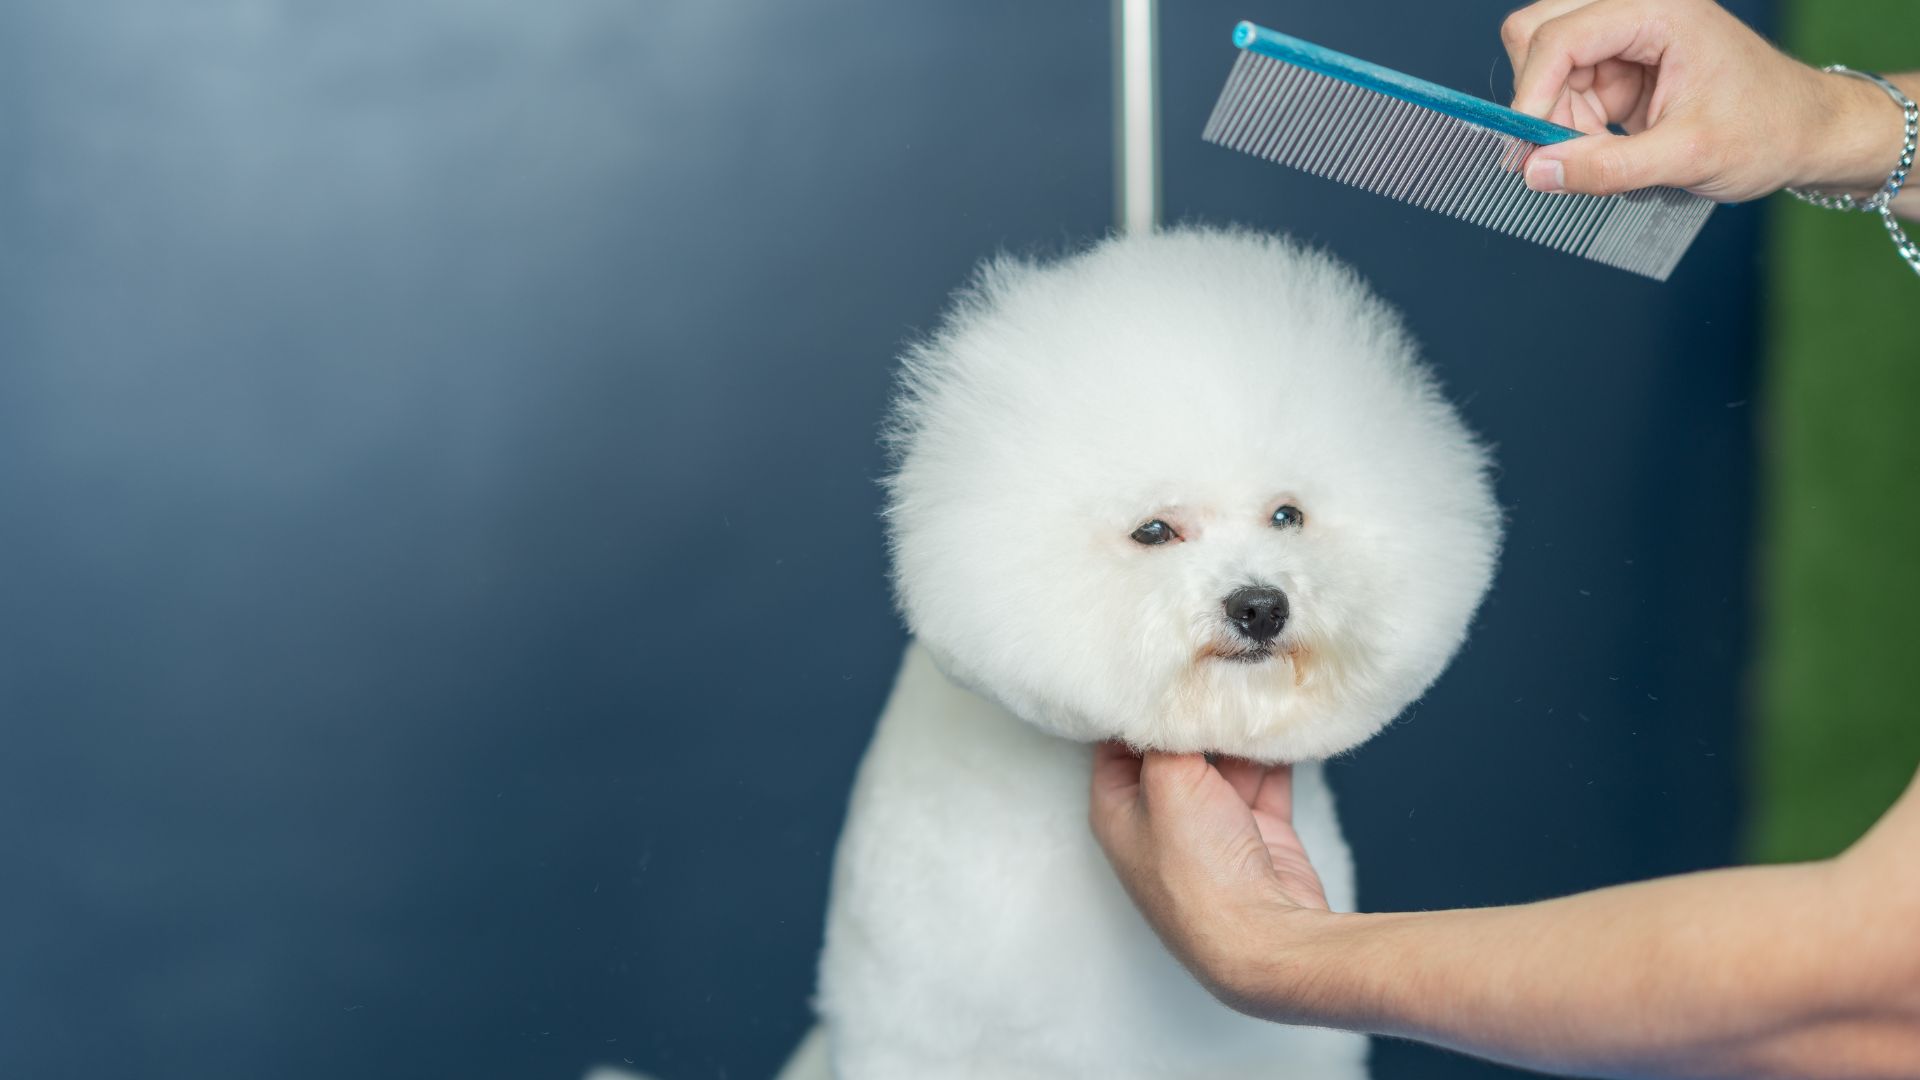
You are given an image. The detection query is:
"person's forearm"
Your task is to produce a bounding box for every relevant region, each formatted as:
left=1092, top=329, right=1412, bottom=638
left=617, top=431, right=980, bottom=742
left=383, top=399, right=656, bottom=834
left=1233, top=858, right=1920, bottom=1079
left=1814, top=70, right=1919, bottom=221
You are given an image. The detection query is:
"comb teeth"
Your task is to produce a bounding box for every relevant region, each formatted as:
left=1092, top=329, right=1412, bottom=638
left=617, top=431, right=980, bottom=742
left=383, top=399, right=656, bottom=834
left=1204, top=50, right=1711, bottom=281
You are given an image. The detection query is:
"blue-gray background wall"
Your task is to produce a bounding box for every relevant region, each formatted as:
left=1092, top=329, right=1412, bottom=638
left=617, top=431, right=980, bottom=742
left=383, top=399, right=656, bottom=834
left=0, top=2, right=1766, bottom=1078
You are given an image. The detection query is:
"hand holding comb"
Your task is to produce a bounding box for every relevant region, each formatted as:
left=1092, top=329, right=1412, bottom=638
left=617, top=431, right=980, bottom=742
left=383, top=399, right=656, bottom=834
left=1204, top=21, right=1715, bottom=281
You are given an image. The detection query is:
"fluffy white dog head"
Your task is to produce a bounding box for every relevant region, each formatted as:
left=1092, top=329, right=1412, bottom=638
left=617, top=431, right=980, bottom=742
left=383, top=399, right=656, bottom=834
left=883, top=228, right=1500, bottom=762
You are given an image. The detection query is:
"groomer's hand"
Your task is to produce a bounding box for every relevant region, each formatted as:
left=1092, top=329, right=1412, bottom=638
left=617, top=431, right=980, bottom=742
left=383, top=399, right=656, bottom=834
left=1503, top=0, right=1914, bottom=202
left=1088, top=743, right=1331, bottom=1012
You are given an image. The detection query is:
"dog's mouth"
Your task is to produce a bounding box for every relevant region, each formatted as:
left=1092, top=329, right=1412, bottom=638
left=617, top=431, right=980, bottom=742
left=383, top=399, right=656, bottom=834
left=1219, top=642, right=1274, bottom=663
left=1196, top=639, right=1303, bottom=663
left=1194, top=638, right=1311, bottom=688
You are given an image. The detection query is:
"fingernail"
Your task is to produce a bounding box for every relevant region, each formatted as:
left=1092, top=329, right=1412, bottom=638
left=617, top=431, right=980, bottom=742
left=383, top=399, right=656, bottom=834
left=1525, top=157, right=1565, bottom=193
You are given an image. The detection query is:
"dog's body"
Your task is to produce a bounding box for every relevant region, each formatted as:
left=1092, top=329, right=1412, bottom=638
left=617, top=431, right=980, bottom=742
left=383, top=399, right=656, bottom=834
left=786, top=644, right=1364, bottom=1080
left=787, top=229, right=1500, bottom=1079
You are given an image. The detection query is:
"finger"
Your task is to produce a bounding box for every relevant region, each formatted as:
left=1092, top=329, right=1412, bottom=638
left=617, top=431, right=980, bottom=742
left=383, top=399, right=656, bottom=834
left=1089, top=741, right=1144, bottom=840
left=1138, top=751, right=1213, bottom=811
left=1545, top=56, right=1649, bottom=134
left=1620, top=73, right=1656, bottom=133
left=1557, top=63, right=1611, bottom=132
left=1547, top=85, right=1578, bottom=130
left=1512, top=1, right=1668, bottom=119
left=1499, top=0, right=1598, bottom=84
left=1213, top=756, right=1267, bottom=807
left=1091, top=740, right=1144, bottom=803
left=1252, top=763, right=1297, bottom=825
left=1525, top=123, right=1706, bottom=195
left=1591, top=57, right=1647, bottom=125
left=1567, top=83, right=1610, bottom=135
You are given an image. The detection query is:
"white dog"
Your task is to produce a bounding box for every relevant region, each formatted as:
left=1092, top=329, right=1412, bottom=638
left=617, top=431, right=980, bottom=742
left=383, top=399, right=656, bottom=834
left=782, top=227, right=1501, bottom=1080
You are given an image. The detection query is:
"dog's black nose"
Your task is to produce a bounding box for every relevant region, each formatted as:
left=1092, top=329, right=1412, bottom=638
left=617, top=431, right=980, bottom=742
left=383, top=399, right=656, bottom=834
left=1224, top=585, right=1289, bottom=642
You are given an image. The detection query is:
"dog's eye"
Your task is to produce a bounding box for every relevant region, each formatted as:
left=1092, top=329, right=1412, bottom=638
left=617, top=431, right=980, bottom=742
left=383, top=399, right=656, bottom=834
left=1270, top=504, right=1304, bottom=530
left=1130, top=519, right=1176, bottom=546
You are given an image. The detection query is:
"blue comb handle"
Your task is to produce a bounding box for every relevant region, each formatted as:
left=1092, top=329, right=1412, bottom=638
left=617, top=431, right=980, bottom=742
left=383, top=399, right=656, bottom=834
left=1232, top=21, right=1577, bottom=146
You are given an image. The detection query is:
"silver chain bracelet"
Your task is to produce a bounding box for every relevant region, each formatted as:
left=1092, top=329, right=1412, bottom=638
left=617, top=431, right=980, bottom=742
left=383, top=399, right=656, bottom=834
left=1784, top=65, right=1919, bottom=279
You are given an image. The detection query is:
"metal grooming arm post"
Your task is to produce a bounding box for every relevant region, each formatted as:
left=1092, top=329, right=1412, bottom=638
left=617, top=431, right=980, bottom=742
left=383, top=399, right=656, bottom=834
left=1115, top=0, right=1160, bottom=234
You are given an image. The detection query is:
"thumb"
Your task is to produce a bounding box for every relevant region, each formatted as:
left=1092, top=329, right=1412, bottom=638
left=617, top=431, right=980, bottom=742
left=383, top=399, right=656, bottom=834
left=1524, top=125, right=1706, bottom=196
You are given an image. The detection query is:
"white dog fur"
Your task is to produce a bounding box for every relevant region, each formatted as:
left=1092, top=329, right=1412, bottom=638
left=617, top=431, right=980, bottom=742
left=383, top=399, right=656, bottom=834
left=783, top=227, right=1500, bottom=1080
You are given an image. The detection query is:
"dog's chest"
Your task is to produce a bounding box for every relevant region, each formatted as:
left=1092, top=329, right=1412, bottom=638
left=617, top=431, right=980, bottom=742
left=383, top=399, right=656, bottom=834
left=812, top=643, right=1367, bottom=1079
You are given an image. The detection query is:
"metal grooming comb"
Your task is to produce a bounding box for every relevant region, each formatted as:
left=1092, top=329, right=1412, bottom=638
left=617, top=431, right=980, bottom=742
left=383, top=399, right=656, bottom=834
left=1204, top=21, right=1715, bottom=281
